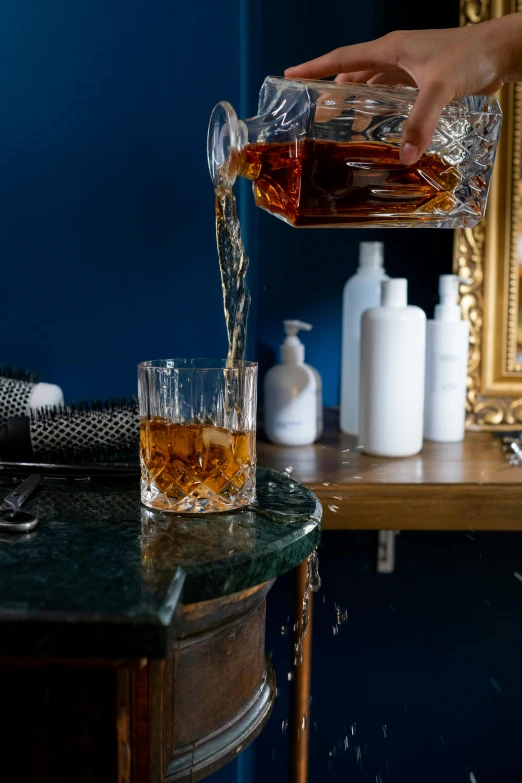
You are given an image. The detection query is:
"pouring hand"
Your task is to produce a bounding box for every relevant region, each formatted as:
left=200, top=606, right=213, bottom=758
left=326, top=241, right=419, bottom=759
left=285, top=14, right=522, bottom=165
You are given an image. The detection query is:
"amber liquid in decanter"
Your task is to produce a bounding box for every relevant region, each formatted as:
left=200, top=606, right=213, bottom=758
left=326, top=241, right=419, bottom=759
left=240, top=139, right=471, bottom=227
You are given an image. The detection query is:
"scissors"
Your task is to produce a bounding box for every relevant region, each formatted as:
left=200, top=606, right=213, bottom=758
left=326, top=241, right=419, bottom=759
left=0, top=474, right=41, bottom=532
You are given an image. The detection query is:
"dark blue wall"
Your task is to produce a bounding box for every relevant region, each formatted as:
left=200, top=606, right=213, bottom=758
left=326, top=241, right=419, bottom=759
left=0, top=0, right=247, bottom=402
left=256, top=531, right=522, bottom=783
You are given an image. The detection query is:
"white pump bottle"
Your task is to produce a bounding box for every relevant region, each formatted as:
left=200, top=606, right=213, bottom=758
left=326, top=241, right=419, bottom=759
left=340, top=242, right=388, bottom=436
left=424, top=275, right=470, bottom=442
left=264, top=320, right=322, bottom=446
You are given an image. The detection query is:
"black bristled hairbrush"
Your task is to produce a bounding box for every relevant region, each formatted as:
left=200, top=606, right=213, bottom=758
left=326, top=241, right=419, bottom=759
left=0, top=398, right=139, bottom=464
left=0, top=365, right=39, bottom=383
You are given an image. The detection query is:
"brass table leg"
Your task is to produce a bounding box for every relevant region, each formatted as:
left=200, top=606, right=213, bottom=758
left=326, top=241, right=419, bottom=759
left=290, top=559, right=313, bottom=783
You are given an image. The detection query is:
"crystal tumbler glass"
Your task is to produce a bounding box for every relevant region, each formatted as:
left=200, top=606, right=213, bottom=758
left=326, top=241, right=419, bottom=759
left=138, top=359, right=257, bottom=513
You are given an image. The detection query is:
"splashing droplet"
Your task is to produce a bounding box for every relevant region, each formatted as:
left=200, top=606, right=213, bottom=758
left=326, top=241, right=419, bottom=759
left=294, top=551, right=321, bottom=665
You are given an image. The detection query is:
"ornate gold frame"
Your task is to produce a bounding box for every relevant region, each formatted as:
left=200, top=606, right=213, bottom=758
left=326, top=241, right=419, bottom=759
left=455, top=0, right=522, bottom=428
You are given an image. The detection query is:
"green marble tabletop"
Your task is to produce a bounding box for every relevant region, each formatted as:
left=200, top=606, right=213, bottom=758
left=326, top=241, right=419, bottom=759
left=0, top=467, right=321, bottom=659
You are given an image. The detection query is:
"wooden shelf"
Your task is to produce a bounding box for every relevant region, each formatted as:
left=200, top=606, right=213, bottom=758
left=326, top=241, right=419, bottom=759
left=257, top=409, right=522, bottom=531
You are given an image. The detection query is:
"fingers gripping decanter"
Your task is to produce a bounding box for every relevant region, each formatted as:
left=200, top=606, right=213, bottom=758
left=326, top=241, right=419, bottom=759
left=208, top=76, right=501, bottom=228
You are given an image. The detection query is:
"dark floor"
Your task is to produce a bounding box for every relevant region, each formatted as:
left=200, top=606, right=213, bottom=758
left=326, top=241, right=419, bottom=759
left=211, top=529, right=522, bottom=782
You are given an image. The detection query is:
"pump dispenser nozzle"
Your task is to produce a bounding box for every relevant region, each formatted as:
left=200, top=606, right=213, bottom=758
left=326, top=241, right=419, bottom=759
left=283, top=320, right=312, bottom=336
left=439, top=274, right=459, bottom=302
left=281, top=320, right=312, bottom=364
left=435, top=274, right=465, bottom=322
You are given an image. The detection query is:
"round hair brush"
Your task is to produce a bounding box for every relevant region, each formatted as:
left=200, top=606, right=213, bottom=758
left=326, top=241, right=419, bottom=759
left=0, top=398, right=139, bottom=462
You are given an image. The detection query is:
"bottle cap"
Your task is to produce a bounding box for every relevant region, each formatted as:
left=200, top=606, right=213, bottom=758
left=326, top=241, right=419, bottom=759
left=381, top=278, right=407, bottom=308
left=281, top=320, right=312, bottom=364
left=435, top=274, right=461, bottom=322
left=359, top=242, right=384, bottom=271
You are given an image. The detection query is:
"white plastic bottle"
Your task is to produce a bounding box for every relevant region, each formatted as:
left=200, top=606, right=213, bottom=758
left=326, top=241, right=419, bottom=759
left=359, top=279, right=426, bottom=457
left=264, top=320, right=322, bottom=446
left=340, top=242, right=388, bottom=436
left=424, top=275, right=470, bottom=442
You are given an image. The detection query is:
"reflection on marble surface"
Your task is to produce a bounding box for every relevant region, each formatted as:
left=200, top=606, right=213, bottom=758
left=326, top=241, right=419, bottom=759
left=140, top=467, right=321, bottom=604
left=142, top=508, right=257, bottom=564
left=0, top=467, right=321, bottom=656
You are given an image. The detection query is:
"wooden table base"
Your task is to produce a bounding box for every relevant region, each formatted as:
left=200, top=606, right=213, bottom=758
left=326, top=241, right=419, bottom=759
left=0, top=582, right=276, bottom=783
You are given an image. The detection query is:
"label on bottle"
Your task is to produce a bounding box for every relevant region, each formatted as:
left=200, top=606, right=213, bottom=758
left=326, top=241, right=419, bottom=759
left=265, top=387, right=317, bottom=445
left=424, top=320, right=469, bottom=442
left=432, top=351, right=461, bottom=393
